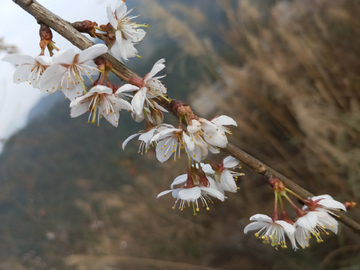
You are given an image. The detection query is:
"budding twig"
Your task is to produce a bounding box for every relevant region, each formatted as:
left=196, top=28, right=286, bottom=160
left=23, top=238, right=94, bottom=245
left=13, top=0, right=360, bottom=234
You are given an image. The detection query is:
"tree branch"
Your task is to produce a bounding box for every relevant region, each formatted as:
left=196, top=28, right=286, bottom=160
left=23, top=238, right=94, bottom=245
left=13, top=0, right=360, bottom=234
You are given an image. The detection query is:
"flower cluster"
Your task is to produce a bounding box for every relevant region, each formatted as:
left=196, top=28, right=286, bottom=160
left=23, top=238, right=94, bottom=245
left=157, top=156, right=244, bottom=213
left=244, top=193, right=346, bottom=250
left=4, top=0, right=355, bottom=254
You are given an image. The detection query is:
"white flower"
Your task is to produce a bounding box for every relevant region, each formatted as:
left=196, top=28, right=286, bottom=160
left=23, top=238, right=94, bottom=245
left=186, top=119, right=220, bottom=162
left=202, top=156, right=243, bottom=194
left=294, top=210, right=338, bottom=249
left=40, top=44, right=108, bottom=100
left=121, top=124, right=171, bottom=153
left=130, top=59, right=167, bottom=118
left=2, top=53, right=52, bottom=89
left=303, top=195, right=346, bottom=212
left=244, top=214, right=297, bottom=250
left=199, top=115, right=237, bottom=148
left=107, top=1, right=147, bottom=61
left=150, top=125, right=184, bottom=162
left=157, top=173, right=225, bottom=211
left=122, top=129, right=156, bottom=154
left=70, top=85, right=132, bottom=127
left=294, top=194, right=346, bottom=249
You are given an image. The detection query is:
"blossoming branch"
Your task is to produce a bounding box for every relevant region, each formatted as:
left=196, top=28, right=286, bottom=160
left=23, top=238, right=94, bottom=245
left=6, top=0, right=360, bottom=252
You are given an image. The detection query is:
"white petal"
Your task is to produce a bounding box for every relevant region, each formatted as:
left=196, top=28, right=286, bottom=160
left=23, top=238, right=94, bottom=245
left=204, top=130, right=228, bottom=148
left=155, top=141, right=173, bottom=163
left=131, top=87, right=147, bottom=116
left=220, top=170, right=237, bottom=192
left=223, top=156, right=240, bottom=168
left=40, top=65, right=67, bottom=92
left=157, top=189, right=172, bottom=199
left=244, top=222, right=268, bottom=234
left=318, top=199, right=346, bottom=211
left=35, top=55, right=52, bottom=66
left=102, top=109, right=120, bottom=127
left=183, top=132, right=195, bottom=151
left=114, top=97, right=133, bottom=111
left=52, top=49, right=76, bottom=65
left=12, top=65, right=33, bottom=83
left=145, top=59, right=165, bottom=82
left=201, top=164, right=215, bottom=174
left=187, top=119, right=201, bottom=133
left=170, top=174, right=187, bottom=189
left=178, top=187, right=201, bottom=202
left=201, top=187, right=225, bottom=201
left=89, top=85, right=113, bottom=94
left=249, top=214, right=272, bottom=223
left=107, top=5, right=118, bottom=29
left=139, top=129, right=156, bottom=142
left=79, top=44, right=108, bottom=64
left=212, top=115, right=237, bottom=127
left=122, top=133, right=140, bottom=149
left=115, top=84, right=139, bottom=95
left=275, top=220, right=295, bottom=235
left=2, top=53, right=35, bottom=65
left=115, top=0, right=127, bottom=19
left=122, top=24, right=146, bottom=43
left=70, top=99, right=89, bottom=118
left=151, top=128, right=181, bottom=142
left=311, top=194, right=334, bottom=201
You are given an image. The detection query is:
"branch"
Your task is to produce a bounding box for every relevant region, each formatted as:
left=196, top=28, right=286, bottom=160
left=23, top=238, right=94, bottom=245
left=13, top=0, right=360, bottom=234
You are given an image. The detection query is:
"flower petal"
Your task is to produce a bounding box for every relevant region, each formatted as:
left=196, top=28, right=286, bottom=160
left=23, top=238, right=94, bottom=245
left=157, top=189, right=172, bottom=199
left=115, top=83, right=139, bottom=94
left=115, top=0, right=127, bottom=19
left=249, top=214, right=272, bottom=223
left=107, top=5, right=118, bottom=29
left=122, top=133, right=141, bottom=149
left=244, top=222, right=269, bottom=234
left=170, top=174, right=187, bottom=189
left=78, top=44, right=108, bottom=64
left=178, top=187, right=201, bottom=202
left=212, top=115, right=237, bottom=127
left=223, top=156, right=240, bottom=168
left=201, top=187, right=225, bottom=201
left=131, top=87, right=147, bottom=116
left=52, top=49, right=76, bottom=65
left=145, top=59, right=165, bottom=82
left=70, top=99, right=89, bottom=118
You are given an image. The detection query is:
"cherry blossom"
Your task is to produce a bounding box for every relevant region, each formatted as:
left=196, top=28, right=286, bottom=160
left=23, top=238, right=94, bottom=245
left=199, top=115, right=237, bottom=148
left=202, top=156, right=243, bottom=194
left=150, top=125, right=184, bottom=162
left=244, top=214, right=297, bottom=250
left=157, top=171, right=225, bottom=211
left=107, top=0, right=147, bottom=61
left=70, top=85, right=132, bottom=127
left=2, top=53, right=51, bottom=89
left=40, top=44, right=108, bottom=100
left=130, top=59, right=167, bottom=118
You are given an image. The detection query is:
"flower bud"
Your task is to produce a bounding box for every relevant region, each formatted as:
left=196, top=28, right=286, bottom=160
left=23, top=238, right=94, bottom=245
left=71, top=20, right=98, bottom=38
left=345, top=202, right=357, bottom=210
left=39, top=24, right=58, bottom=56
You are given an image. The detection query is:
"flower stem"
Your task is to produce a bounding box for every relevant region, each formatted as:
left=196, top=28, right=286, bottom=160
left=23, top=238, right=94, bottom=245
left=285, top=188, right=304, bottom=202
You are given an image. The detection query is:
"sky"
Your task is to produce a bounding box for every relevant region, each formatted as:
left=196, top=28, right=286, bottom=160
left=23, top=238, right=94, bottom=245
left=0, top=0, right=114, bottom=149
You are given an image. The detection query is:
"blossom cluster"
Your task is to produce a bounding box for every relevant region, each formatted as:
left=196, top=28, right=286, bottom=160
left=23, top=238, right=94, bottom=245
left=244, top=194, right=346, bottom=250
left=3, top=0, right=354, bottom=253
left=157, top=156, right=243, bottom=213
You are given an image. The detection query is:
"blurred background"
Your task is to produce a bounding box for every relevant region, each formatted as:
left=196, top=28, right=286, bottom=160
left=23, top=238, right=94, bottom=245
left=0, top=0, right=360, bottom=269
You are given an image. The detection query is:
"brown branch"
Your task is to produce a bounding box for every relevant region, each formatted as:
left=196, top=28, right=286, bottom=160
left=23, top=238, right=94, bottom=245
left=13, top=0, right=360, bottom=234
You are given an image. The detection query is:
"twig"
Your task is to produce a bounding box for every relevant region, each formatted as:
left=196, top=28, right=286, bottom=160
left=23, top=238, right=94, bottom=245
left=13, top=0, right=360, bottom=234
